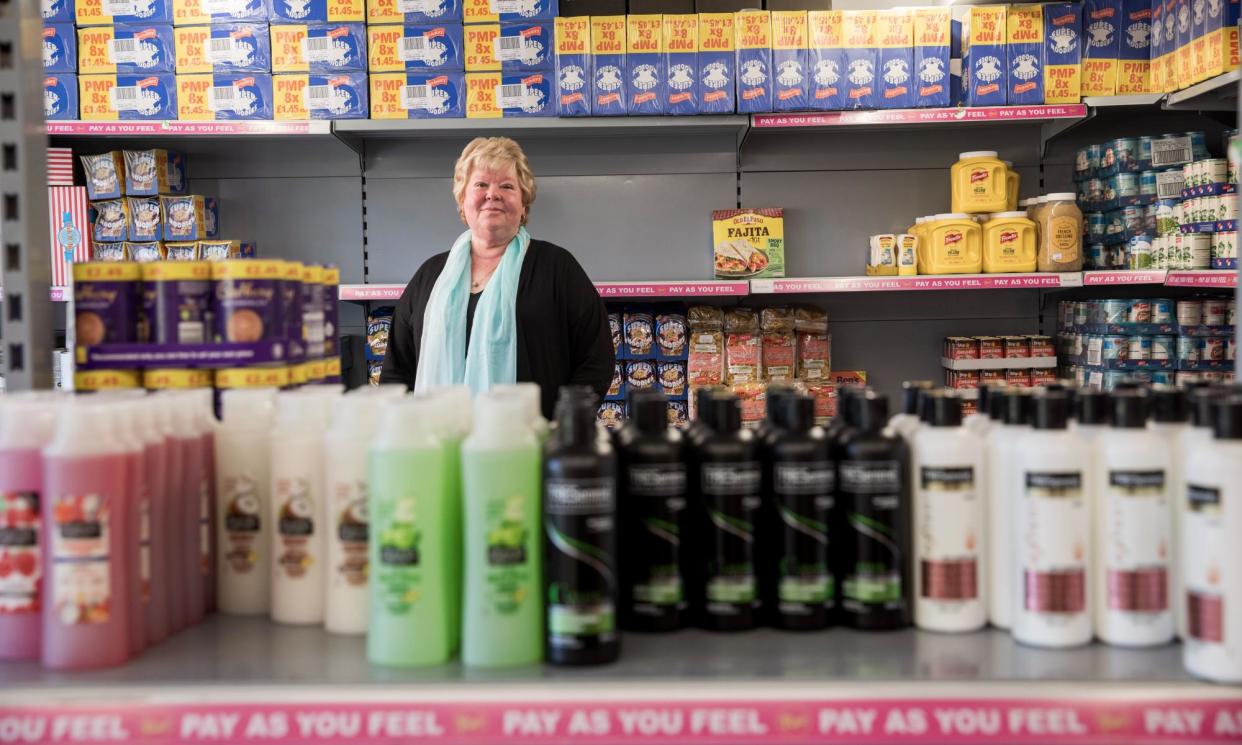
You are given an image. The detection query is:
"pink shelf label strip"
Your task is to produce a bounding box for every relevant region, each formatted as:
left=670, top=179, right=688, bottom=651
left=762, top=275, right=1068, bottom=293
left=1166, top=271, right=1238, bottom=288
left=1083, top=271, right=1168, bottom=285
left=752, top=105, right=1088, bottom=129
left=593, top=282, right=750, bottom=298
left=46, top=121, right=322, bottom=136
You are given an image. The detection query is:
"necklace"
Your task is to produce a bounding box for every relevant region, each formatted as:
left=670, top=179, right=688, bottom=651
left=471, top=254, right=502, bottom=291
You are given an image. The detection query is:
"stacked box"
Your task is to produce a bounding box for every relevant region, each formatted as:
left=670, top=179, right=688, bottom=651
left=1203, top=0, right=1240, bottom=81
left=1164, top=0, right=1178, bottom=92
left=270, top=0, right=364, bottom=23
left=771, top=10, right=808, bottom=112
left=1175, top=0, right=1190, bottom=90
left=875, top=8, right=912, bottom=108
left=626, top=14, right=663, bottom=114
left=1152, top=0, right=1164, bottom=92
left=1007, top=4, right=1043, bottom=103
left=697, top=12, right=733, bottom=114
left=498, top=20, right=553, bottom=73
left=270, top=23, right=366, bottom=72
left=366, top=0, right=461, bottom=24
left=554, top=15, right=591, bottom=116
left=177, top=72, right=274, bottom=118
left=79, top=73, right=177, bottom=118
left=589, top=15, right=625, bottom=115
left=171, top=0, right=266, bottom=25
left=175, top=23, right=272, bottom=73
left=273, top=71, right=368, bottom=117
left=736, top=9, right=771, bottom=112
left=78, top=25, right=176, bottom=74
left=1118, top=0, right=1154, bottom=93
left=462, top=0, right=495, bottom=24
left=370, top=71, right=465, bottom=117
left=1191, top=0, right=1207, bottom=83
left=45, top=74, right=80, bottom=118
left=77, top=0, right=172, bottom=25
left=367, top=23, right=464, bottom=71
left=465, top=70, right=500, bottom=116
left=463, top=23, right=499, bottom=71
left=841, top=10, right=875, bottom=109
left=497, top=70, right=553, bottom=116
left=961, top=5, right=1006, bottom=105
left=912, top=7, right=951, bottom=108
left=1044, top=2, right=1082, bottom=102
left=43, top=24, right=77, bottom=72
left=663, top=14, right=697, bottom=115
left=43, top=0, right=75, bottom=23
left=807, top=10, right=842, bottom=110
left=491, top=0, right=556, bottom=23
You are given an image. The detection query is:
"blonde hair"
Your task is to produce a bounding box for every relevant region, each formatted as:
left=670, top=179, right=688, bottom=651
left=453, top=137, right=537, bottom=226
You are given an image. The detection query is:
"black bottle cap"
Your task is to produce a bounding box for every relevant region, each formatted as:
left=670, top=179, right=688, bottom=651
left=989, top=389, right=1010, bottom=422
left=917, top=388, right=938, bottom=423
left=1112, top=379, right=1145, bottom=392
left=558, top=384, right=597, bottom=403
left=556, top=395, right=599, bottom=445
left=766, top=383, right=796, bottom=429
left=1032, top=391, right=1071, bottom=430
left=1041, top=381, right=1078, bottom=413
left=1110, top=390, right=1149, bottom=429
left=783, top=394, right=815, bottom=432
left=977, top=383, right=1004, bottom=417
left=855, top=392, right=890, bottom=432
left=695, top=387, right=719, bottom=429
left=710, top=394, right=741, bottom=434
left=1190, top=386, right=1228, bottom=428
left=838, top=385, right=869, bottom=426
left=1214, top=396, right=1242, bottom=440
left=926, top=390, right=963, bottom=427
left=1150, top=386, right=1188, bottom=423
left=901, top=380, right=935, bottom=415
left=632, top=392, right=668, bottom=433
left=1003, top=390, right=1031, bottom=426
left=1076, top=390, right=1110, bottom=426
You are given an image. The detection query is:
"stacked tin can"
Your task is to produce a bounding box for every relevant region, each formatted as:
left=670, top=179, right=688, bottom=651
left=1171, top=155, right=1239, bottom=271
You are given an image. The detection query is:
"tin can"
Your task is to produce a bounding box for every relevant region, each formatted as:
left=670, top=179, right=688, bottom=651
left=73, top=262, right=142, bottom=345
left=1127, top=235, right=1154, bottom=269
left=1151, top=235, right=1167, bottom=269
left=1102, top=371, right=1131, bottom=390
left=1187, top=131, right=1209, bottom=159
left=1087, top=212, right=1108, bottom=239
left=1086, top=243, right=1108, bottom=269
left=1086, top=179, right=1106, bottom=206
left=1177, top=299, right=1203, bottom=326
left=1176, top=335, right=1199, bottom=361
left=1139, top=170, right=1159, bottom=199
left=1070, top=333, right=1085, bottom=358
left=1228, top=300, right=1236, bottom=326
left=1102, top=299, right=1129, bottom=324
left=1186, top=233, right=1212, bottom=268
left=1203, top=158, right=1229, bottom=186
left=1128, top=335, right=1152, bottom=360
left=1144, top=203, right=1159, bottom=233
left=1150, top=370, right=1176, bottom=385
left=1202, top=336, right=1227, bottom=361
left=141, top=261, right=212, bottom=345
left=1114, top=172, right=1139, bottom=201
left=1155, top=200, right=1179, bottom=235
left=1138, top=136, right=1154, bottom=170
left=1127, top=299, right=1153, bottom=323
left=1102, top=335, right=1130, bottom=361
left=1074, top=300, right=1091, bottom=327
left=1219, top=194, right=1238, bottom=221
left=1107, top=138, right=1139, bottom=173
left=1214, top=232, right=1238, bottom=261
left=1121, top=206, right=1145, bottom=234
left=1148, top=298, right=1173, bottom=324
left=1229, top=338, right=1237, bottom=361
left=1151, top=335, right=1174, bottom=359
left=1204, top=298, right=1229, bottom=325
left=1076, top=145, right=1100, bottom=179
left=1173, top=200, right=1186, bottom=228
left=1183, top=161, right=1198, bottom=189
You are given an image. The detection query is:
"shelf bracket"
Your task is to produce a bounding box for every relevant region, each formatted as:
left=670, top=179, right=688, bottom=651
left=1040, top=107, right=1095, bottom=158
left=331, top=124, right=366, bottom=168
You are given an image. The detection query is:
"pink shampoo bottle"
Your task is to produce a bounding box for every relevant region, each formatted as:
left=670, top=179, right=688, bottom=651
left=135, top=397, right=170, bottom=645
left=170, top=393, right=206, bottom=626
left=106, top=396, right=148, bottom=656
left=152, top=395, right=187, bottom=634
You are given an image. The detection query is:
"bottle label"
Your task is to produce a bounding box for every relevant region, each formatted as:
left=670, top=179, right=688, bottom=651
left=331, top=481, right=369, bottom=589
left=545, top=477, right=617, bottom=646
left=918, top=466, right=980, bottom=601
left=221, top=473, right=262, bottom=576
left=775, top=461, right=834, bottom=609
left=628, top=464, right=686, bottom=612
left=702, top=463, right=760, bottom=613
left=139, top=495, right=151, bottom=605
left=50, top=494, right=110, bottom=626
left=375, top=495, right=421, bottom=615
left=1185, top=484, right=1223, bottom=643
left=701, top=462, right=761, bottom=496
left=840, top=460, right=905, bottom=613
left=274, top=476, right=315, bottom=580
left=484, top=492, right=534, bottom=616
left=0, top=491, right=41, bottom=614
left=1022, top=472, right=1087, bottom=614
left=1104, top=470, right=1169, bottom=612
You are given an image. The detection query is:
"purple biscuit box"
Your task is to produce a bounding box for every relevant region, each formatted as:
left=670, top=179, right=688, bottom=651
left=141, top=260, right=212, bottom=344
left=281, top=261, right=305, bottom=361
left=73, top=261, right=141, bottom=345
left=213, top=259, right=286, bottom=345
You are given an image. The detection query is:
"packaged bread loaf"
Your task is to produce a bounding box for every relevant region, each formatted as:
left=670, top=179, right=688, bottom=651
left=761, top=332, right=795, bottom=381
left=688, top=330, right=724, bottom=386
left=688, top=305, right=724, bottom=331
left=797, top=332, right=831, bottom=380
left=724, top=307, right=759, bottom=333
left=794, top=304, right=829, bottom=333
left=759, top=306, right=795, bottom=333
left=725, top=332, right=761, bottom=384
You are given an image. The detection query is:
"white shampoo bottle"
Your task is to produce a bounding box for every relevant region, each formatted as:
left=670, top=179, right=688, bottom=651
left=215, top=388, right=277, bottom=616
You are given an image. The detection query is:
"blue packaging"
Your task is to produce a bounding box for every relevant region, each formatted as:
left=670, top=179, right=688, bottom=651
left=370, top=70, right=464, bottom=117
left=42, top=0, right=74, bottom=23
left=205, top=23, right=272, bottom=73
left=302, top=23, right=366, bottom=72
left=78, top=25, right=176, bottom=75
left=605, top=361, right=625, bottom=401
left=841, top=10, right=876, bottom=109
left=498, top=70, right=553, bottom=116
left=492, top=0, right=556, bottom=23
left=554, top=16, right=590, bottom=116
left=771, top=11, right=809, bottom=112
left=304, top=71, right=367, bottom=118
left=961, top=5, right=1007, bottom=106
left=627, top=15, right=664, bottom=115
left=187, top=72, right=274, bottom=120
left=913, top=7, right=952, bottom=107
left=808, top=11, right=844, bottom=111
left=698, top=12, right=734, bottom=114
left=590, top=16, right=626, bottom=116
left=950, top=12, right=963, bottom=105
left=204, top=196, right=219, bottom=237
left=167, top=151, right=186, bottom=194
left=126, top=197, right=160, bottom=241
left=1006, top=4, right=1044, bottom=104
left=367, top=0, right=459, bottom=24
left=203, top=0, right=268, bottom=24
left=499, top=20, right=553, bottom=72
left=270, top=0, right=362, bottom=23
left=80, top=72, right=177, bottom=119
left=370, top=23, right=463, bottom=72
left=43, top=73, right=79, bottom=118
left=42, top=24, right=76, bottom=72
left=77, top=0, right=173, bottom=25
left=736, top=9, right=773, bottom=113
left=663, top=14, right=698, bottom=116
left=876, top=9, right=914, bottom=108
left=90, top=199, right=127, bottom=243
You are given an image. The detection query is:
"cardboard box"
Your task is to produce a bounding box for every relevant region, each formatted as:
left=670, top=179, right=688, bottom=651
left=272, top=71, right=368, bottom=118
left=771, top=10, right=809, bottom=112
left=44, top=74, right=80, bottom=118
left=1118, top=0, right=1154, bottom=92
left=555, top=15, right=591, bottom=116
left=464, top=23, right=500, bottom=72
left=767, top=0, right=828, bottom=10
left=1174, top=0, right=1190, bottom=90
left=43, top=24, right=77, bottom=73
left=1044, top=2, right=1082, bottom=102
left=1191, top=0, right=1207, bottom=83
left=366, top=0, right=461, bottom=24
left=76, top=0, right=172, bottom=25
left=177, top=72, right=274, bottom=119
left=271, top=23, right=366, bottom=73
left=465, top=71, right=501, bottom=116
left=462, top=0, right=496, bottom=23
left=663, top=14, right=697, bottom=115
left=42, top=0, right=76, bottom=24
left=270, top=0, right=364, bottom=23
left=558, top=0, right=622, bottom=15
left=1007, top=4, right=1043, bottom=103
left=175, top=24, right=271, bottom=74
left=696, top=0, right=746, bottom=11
left=808, top=9, right=843, bottom=110
left=368, top=23, right=464, bottom=72
left=841, top=9, right=876, bottom=109
left=370, top=70, right=465, bottom=117
left=498, top=70, right=553, bottom=115
left=698, top=11, right=734, bottom=113
left=961, top=5, right=1007, bottom=105
left=49, top=186, right=93, bottom=288
left=78, top=24, right=175, bottom=75
left=875, top=8, right=913, bottom=108
left=498, top=20, right=554, bottom=72
left=1203, top=0, right=1240, bottom=80
left=590, top=15, right=626, bottom=114
left=736, top=9, right=772, bottom=112
left=712, top=208, right=785, bottom=279
left=79, top=73, right=177, bottom=119
left=1152, top=0, right=1165, bottom=91
left=913, top=7, right=951, bottom=107
left=489, top=0, right=556, bottom=23
left=170, top=0, right=266, bottom=25
left=627, top=14, right=664, bottom=114
left=628, top=0, right=688, bottom=12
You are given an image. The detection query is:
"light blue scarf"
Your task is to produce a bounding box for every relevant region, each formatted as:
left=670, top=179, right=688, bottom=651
left=414, top=226, right=529, bottom=395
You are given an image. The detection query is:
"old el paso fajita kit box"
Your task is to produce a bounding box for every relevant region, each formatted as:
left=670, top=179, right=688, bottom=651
left=712, top=208, right=785, bottom=280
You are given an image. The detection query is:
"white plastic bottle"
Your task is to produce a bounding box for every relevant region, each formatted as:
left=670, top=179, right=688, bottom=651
left=986, top=389, right=1029, bottom=629
left=1013, top=391, right=1092, bottom=648
left=215, top=388, right=278, bottom=616
left=889, top=380, right=934, bottom=443
left=1182, top=396, right=1242, bottom=683
left=912, top=391, right=987, bottom=633
left=1174, top=386, right=1226, bottom=640
left=1094, top=390, right=1174, bottom=646
left=1072, top=390, right=1110, bottom=442
left=963, top=383, right=1002, bottom=437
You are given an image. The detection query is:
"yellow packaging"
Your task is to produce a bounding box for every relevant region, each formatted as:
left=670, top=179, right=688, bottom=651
left=271, top=24, right=309, bottom=73
left=465, top=72, right=501, bottom=118
left=1043, top=5, right=1081, bottom=102
left=711, top=208, right=785, bottom=279
left=142, top=368, right=213, bottom=389
left=867, top=234, right=898, bottom=276
left=982, top=212, right=1037, bottom=273
left=368, top=24, right=404, bottom=72
left=173, top=0, right=209, bottom=25
left=951, top=150, right=1009, bottom=214
left=923, top=214, right=983, bottom=274
left=1205, top=19, right=1241, bottom=80
left=464, top=23, right=500, bottom=72
left=1006, top=168, right=1020, bottom=210
left=76, top=27, right=117, bottom=74
left=215, top=366, right=290, bottom=388
left=173, top=26, right=211, bottom=73
left=175, top=73, right=214, bottom=119
left=735, top=9, right=772, bottom=49
left=288, top=363, right=308, bottom=386
left=77, top=75, right=117, bottom=120
left=462, top=0, right=497, bottom=24
left=627, top=15, right=664, bottom=53
left=74, top=370, right=142, bottom=390
left=897, top=234, right=918, bottom=276
left=699, top=12, right=735, bottom=52
left=273, top=74, right=309, bottom=119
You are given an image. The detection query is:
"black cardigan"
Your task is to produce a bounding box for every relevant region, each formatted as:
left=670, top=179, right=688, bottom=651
left=378, top=239, right=615, bottom=419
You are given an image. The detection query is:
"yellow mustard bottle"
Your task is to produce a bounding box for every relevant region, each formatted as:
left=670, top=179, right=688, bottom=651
left=913, top=216, right=932, bottom=273
left=951, top=150, right=1009, bottom=214
left=982, top=211, right=1038, bottom=273
left=1003, top=160, right=1020, bottom=211
left=897, top=234, right=918, bottom=276
left=924, top=213, right=983, bottom=274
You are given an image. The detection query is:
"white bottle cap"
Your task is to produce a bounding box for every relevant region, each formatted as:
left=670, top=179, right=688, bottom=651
left=44, top=399, right=122, bottom=458
left=329, top=392, right=386, bottom=438
left=220, top=388, right=277, bottom=429
left=1047, top=192, right=1078, bottom=201
left=373, top=396, right=439, bottom=451
left=0, top=393, right=62, bottom=450
left=469, top=390, right=535, bottom=444
left=492, top=382, right=546, bottom=430
left=960, top=150, right=999, bottom=159
left=992, top=211, right=1030, bottom=218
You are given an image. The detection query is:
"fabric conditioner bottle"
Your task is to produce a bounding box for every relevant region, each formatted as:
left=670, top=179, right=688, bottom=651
left=912, top=390, right=986, bottom=633
left=544, top=393, right=620, bottom=665
left=1013, top=391, right=1092, bottom=648
left=1175, top=385, right=1228, bottom=640
left=986, top=389, right=1029, bottom=630
left=1094, top=389, right=1173, bottom=647
left=836, top=392, right=912, bottom=631
left=616, top=391, right=689, bottom=632
left=461, top=391, right=543, bottom=667
left=215, top=388, right=277, bottom=616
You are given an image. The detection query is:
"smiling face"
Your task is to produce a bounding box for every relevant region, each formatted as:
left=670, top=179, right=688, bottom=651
left=461, top=162, right=525, bottom=247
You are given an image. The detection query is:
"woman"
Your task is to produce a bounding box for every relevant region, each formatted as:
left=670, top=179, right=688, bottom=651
left=379, top=137, right=615, bottom=418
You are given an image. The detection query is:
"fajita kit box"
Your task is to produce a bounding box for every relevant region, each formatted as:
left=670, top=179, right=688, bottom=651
left=590, top=15, right=625, bottom=115
left=1044, top=2, right=1082, bottom=102
left=465, top=71, right=500, bottom=117
left=78, top=25, right=175, bottom=74
left=698, top=12, right=734, bottom=114
left=271, top=23, right=365, bottom=73
left=43, top=0, right=75, bottom=23
left=841, top=10, right=876, bottom=109
left=464, top=23, right=500, bottom=72
left=462, top=0, right=496, bottom=23
left=771, top=10, right=809, bottom=112
left=171, top=0, right=266, bottom=25
left=44, top=74, right=80, bottom=118
left=961, top=5, right=1007, bottom=105
left=1007, top=4, right=1043, bottom=103
left=1175, top=0, right=1190, bottom=89
left=913, top=7, right=951, bottom=107
left=1118, top=0, right=1154, bottom=93
left=489, top=0, right=556, bottom=23
left=808, top=10, right=843, bottom=110
left=663, top=14, right=697, bottom=115
left=160, top=194, right=205, bottom=241
left=1084, top=0, right=1121, bottom=95
left=76, top=0, right=172, bottom=25
left=875, top=8, right=913, bottom=108
left=273, top=71, right=367, bottom=118
left=270, top=0, right=363, bottom=23
left=555, top=16, right=591, bottom=116
left=368, top=23, right=464, bottom=72
left=498, top=70, right=553, bottom=116
left=370, top=70, right=465, bottom=117
left=1203, top=0, right=1240, bottom=79
left=627, top=14, right=664, bottom=114
left=366, top=0, right=461, bottom=23
left=498, top=20, right=554, bottom=72
left=711, top=208, right=785, bottom=280
left=79, top=73, right=177, bottom=118
left=174, top=24, right=271, bottom=74
left=43, top=24, right=77, bottom=73
left=176, top=72, right=274, bottom=119
left=736, top=9, right=772, bottom=112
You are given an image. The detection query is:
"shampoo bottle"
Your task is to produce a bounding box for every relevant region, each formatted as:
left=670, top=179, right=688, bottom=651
left=1175, top=385, right=1228, bottom=639
left=430, top=384, right=472, bottom=655
left=151, top=395, right=186, bottom=633
left=134, top=398, right=170, bottom=645
left=107, top=398, right=147, bottom=655
left=986, top=389, right=1029, bottom=630
left=215, top=388, right=277, bottom=616
left=889, top=380, right=935, bottom=443
left=169, top=394, right=206, bottom=627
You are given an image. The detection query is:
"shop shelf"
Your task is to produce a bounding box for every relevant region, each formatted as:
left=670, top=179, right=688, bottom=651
left=1163, top=69, right=1240, bottom=111
left=1082, top=270, right=1168, bottom=286
left=340, top=281, right=753, bottom=302
left=46, top=121, right=333, bottom=137
left=1165, top=270, right=1239, bottom=288
left=76, top=341, right=290, bottom=368
left=1070, top=323, right=1179, bottom=335
left=941, top=356, right=1058, bottom=371
left=1214, top=258, right=1238, bottom=270
left=333, top=117, right=750, bottom=146
left=0, top=615, right=1232, bottom=745
left=1067, top=355, right=1176, bottom=370
left=1083, top=94, right=1166, bottom=107
left=1178, top=325, right=1236, bottom=337
left=1179, top=358, right=1235, bottom=371
left=749, top=104, right=1087, bottom=131
left=750, top=273, right=1081, bottom=294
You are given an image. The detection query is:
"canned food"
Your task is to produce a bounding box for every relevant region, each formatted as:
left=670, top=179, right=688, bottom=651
left=1187, top=131, right=1209, bottom=159
left=1102, top=299, right=1129, bottom=324
left=1128, top=335, right=1152, bottom=360
left=1127, top=299, right=1153, bottom=323
left=1173, top=200, right=1186, bottom=227
left=1102, top=178, right=1118, bottom=204
left=1177, top=299, right=1203, bottom=326
left=1151, top=335, right=1174, bottom=359
left=1102, top=371, right=1132, bottom=390
left=1229, top=338, right=1237, bottom=361
left=1106, top=138, right=1139, bottom=173
left=1086, top=243, right=1108, bottom=269
left=1088, top=212, right=1108, bottom=239
left=1152, top=235, right=1168, bottom=269
left=1139, top=170, right=1158, bottom=198
left=1186, top=233, right=1212, bottom=268
left=1114, top=172, right=1139, bottom=200
left=1203, top=371, right=1228, bottom=383
left=1183, top=161, right=1198, bottom=189
left=1155, top=200, right=1179, bottom=234
left=1177, top=335, right=1199, bottom=361
left=1074, top=300, right=1091, bottom=327
left=1150, top=371, right=1176, bottom=385
left=1121, top=205, right=1145, bottom=234
left=1139, top=136, right=1154, bottom=170
left=1103, top=335, right=1130, bottom=360
left=1214, top=232, right=1238, bottom=261
left=1219, top=193, right=1238, bottom=221
left=1228, top=300, right=1236, bottom=326
left=1071, top=333, right=1086, bottom=357
left=1077, top=144, right=1101, bottom=178
left=1144, top=203, right=1159, bottom=233
left=1149, top=298, right=1174, bottom=323
left=1171, top=234, right=1187, bottom=269
left=1202, top=336, right=1227, bottom=361
left=1127, top=235, right=1154, bottom=268
left=1086, top=179, right=1107, bottom=205
left=1204, top=298, right=1229, bottom=325
left=1203, top=158, right=1229, bottom=185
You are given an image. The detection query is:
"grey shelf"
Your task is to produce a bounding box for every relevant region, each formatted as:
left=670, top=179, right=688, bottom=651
left=1165, top=69, right=1240, bottom=111
left=333, top=116, right=750, bottom=147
